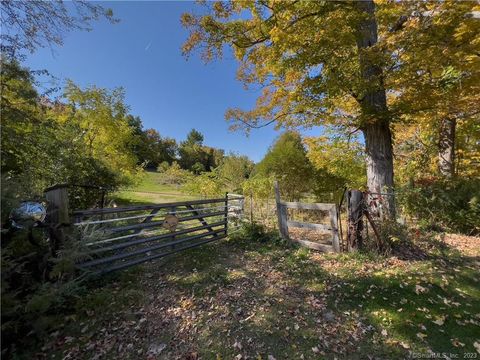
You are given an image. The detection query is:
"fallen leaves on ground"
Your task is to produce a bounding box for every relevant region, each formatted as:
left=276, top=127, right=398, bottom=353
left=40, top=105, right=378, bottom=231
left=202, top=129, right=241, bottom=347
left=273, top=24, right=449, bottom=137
left=35, top=232, right=479, bottom=359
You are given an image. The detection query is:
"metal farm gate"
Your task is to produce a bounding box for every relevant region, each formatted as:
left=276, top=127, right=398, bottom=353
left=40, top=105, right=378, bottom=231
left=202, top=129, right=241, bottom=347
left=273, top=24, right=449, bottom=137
left=45, top=186, right=244, bottom=274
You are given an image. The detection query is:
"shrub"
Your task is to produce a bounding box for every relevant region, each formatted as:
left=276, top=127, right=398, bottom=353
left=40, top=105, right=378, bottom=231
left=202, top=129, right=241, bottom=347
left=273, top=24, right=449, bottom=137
left=242, top=175, right=275, bottom=200
left=160, top=162, right=193, bottom=186
left=398, top=178, right=480, bottom=235
left=191, top=162, right=206, bottom=175
left=157, top=161, right=170, bottom=173
left=242, top=175, right=276, bottom=226
left=0, top=224, right=99, bottom=356
left=183, top=170, right=225, bottom=197
left=371, top=219, right=411, bottom=255
left=230, top=223, right=284, bottom=245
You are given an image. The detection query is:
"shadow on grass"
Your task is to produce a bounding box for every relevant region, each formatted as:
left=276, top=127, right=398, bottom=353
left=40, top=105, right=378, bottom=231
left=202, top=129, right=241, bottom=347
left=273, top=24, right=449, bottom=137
left=19, top=230, right=478, bottom=360
left=146, top=239, right=400, bottom=358
left=152, top=234, right=479, bottom=359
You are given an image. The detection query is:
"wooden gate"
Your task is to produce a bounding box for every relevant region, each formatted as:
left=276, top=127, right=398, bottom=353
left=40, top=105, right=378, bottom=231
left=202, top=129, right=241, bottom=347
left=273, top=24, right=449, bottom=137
left=274, top=181, right=340, bottom=252
left=45, top=186, right=244, bottom=274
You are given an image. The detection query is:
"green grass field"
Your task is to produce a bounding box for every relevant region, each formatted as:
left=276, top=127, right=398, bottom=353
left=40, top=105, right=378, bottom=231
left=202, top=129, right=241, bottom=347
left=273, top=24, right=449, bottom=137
left=113, top=171, right=196, bottom=205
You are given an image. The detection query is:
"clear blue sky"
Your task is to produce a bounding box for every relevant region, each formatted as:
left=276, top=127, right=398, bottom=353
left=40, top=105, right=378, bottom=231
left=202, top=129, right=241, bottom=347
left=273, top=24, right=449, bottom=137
left=23, top=1, right=321, bottom=162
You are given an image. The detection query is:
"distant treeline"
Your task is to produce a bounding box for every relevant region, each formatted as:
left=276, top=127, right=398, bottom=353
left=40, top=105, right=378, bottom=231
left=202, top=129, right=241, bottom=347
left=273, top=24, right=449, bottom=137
left=0, top=60, right=252, bottom=213
left=129, top=123, right=225, bottom=174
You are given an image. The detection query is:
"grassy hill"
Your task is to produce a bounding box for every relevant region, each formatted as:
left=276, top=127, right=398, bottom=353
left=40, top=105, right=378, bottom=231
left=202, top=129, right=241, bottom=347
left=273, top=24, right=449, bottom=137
left=113, top=171, right=196, bottom=205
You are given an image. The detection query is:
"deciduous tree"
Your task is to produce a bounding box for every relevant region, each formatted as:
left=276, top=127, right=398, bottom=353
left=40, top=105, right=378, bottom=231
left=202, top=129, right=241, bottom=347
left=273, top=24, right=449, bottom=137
left=182, top=1, right=479, bottom=218
left=178, top=128, right=224, bottom=171
left=1, top=0, right=116, bottom=60
left=217, top=153, right=254, bottom=192
left=255, top=131, right=314, bottom=201
left=305, top=136, right=366, bottom=191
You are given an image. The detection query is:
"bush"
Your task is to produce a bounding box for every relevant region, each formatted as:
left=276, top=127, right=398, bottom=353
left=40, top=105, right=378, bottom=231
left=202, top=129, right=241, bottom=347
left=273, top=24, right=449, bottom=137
left=230, top=223, right=284, bottom=245
left=373, top=219, right=411, bottom=255
left=191, top=162, right=206, bottom=175
left=398, top=178, right=480, bottom=235
left=157, top=161, right=170, bottom=173
left=160, top=162, right=193, bottom=186
left=0, top=224, right=98, bottom=356
left=242, top=175, right=274, bottom=200
left=183, top=170, right=225, bottom=197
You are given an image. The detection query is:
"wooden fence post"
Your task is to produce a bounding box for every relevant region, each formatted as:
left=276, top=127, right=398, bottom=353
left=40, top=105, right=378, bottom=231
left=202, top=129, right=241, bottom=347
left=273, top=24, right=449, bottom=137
left=274, top=181, right=289, bottom=240
left=330, top=204, right=341, bottom=252
left=225, top=192, right=229, bottom=234
left=45, top=185, right=70, bottom=256
left=249, top=193, right=253, bottom=224
left=347, top=190, right=364, bottom=251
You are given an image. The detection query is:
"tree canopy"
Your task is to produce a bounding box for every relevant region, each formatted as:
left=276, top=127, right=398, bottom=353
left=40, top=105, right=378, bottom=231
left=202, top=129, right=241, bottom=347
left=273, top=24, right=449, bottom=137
left=255, top=131, right=314, bottom=201
left=0, top=0, right=116, bottom=60
left=217, top=153, right=255, bottom=192
left=0, top=61, right=141, bottom=211
left=182, top=0, right=480, bottom=217
left=178, top=129, right=224, bottom=173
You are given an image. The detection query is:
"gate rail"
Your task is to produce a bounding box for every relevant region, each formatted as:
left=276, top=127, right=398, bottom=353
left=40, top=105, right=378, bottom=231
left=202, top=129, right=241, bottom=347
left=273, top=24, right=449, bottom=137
left=45, top=186, right=244, bottom=274
left=274, top=181, right=340, bottom=252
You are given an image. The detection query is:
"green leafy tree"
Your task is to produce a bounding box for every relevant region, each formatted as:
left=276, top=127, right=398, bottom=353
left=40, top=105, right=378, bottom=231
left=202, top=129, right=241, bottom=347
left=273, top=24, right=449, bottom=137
left=62, top=81, right=139, bottom=185
left=191, top=161, right=206, bottom=175
left=178, top=128, right=224, bottom=171
left=305, top=136, right=366, bottom=190
left=1, top=0, right=116, bottom=60
left=242, top=175, right=275, bottom=201
left=184, top=128, right=204, bottom=146
left=182, top=1, right=479, bottom=218
left=1, top=61, right=140, bottom=213
left=207, top=147, right=225, bottom=170
left=133, top=128, right=177, bottom=169
left=179, top=129, right=204, bottom=170
left=242, top=174, right=276, bottom=224
left=255, top=131, right=314, bottom=201
left=218, top=153, right=254, bottom=192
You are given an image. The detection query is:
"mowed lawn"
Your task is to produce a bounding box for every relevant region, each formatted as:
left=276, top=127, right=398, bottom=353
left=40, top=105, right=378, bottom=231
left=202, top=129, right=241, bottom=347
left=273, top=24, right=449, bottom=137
left=113, top=171, right=196, bottom=205
left=31, top=231, right=479, bottom=359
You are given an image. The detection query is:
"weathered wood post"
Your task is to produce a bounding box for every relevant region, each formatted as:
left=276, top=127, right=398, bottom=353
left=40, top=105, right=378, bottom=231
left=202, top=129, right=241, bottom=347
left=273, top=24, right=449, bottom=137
left=329, top=204, right=341, bottom=252
left=347, top=190, right=364, bottom=251
left=274, top=181, right=289, bottom=240
left=44, top=184, right=70, bottom=256
left=249, top=193, right=253, bottom=224
left=225, top=192, right=229, bottom=235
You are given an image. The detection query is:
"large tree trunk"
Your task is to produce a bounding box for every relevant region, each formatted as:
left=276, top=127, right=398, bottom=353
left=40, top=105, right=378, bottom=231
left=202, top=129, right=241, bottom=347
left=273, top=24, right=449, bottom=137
left=363, top=123, right=395, bottom=218
left=356, top=0, right=396, bottom=219
left=438, top=117, right=456, bottom=177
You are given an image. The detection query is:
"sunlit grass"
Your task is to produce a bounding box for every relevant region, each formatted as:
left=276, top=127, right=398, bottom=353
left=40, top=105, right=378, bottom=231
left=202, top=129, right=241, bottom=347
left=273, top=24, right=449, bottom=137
left=112, top=170, right=197, bottom=205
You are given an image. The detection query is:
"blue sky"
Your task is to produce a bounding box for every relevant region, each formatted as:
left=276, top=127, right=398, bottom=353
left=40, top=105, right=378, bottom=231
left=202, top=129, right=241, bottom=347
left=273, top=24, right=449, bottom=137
left=23, top=1, right=321, bottom=162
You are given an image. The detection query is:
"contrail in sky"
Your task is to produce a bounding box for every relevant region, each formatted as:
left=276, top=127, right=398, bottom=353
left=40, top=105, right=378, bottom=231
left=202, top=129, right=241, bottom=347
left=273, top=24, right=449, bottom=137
left=145, top=42, right=152, bottom=51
